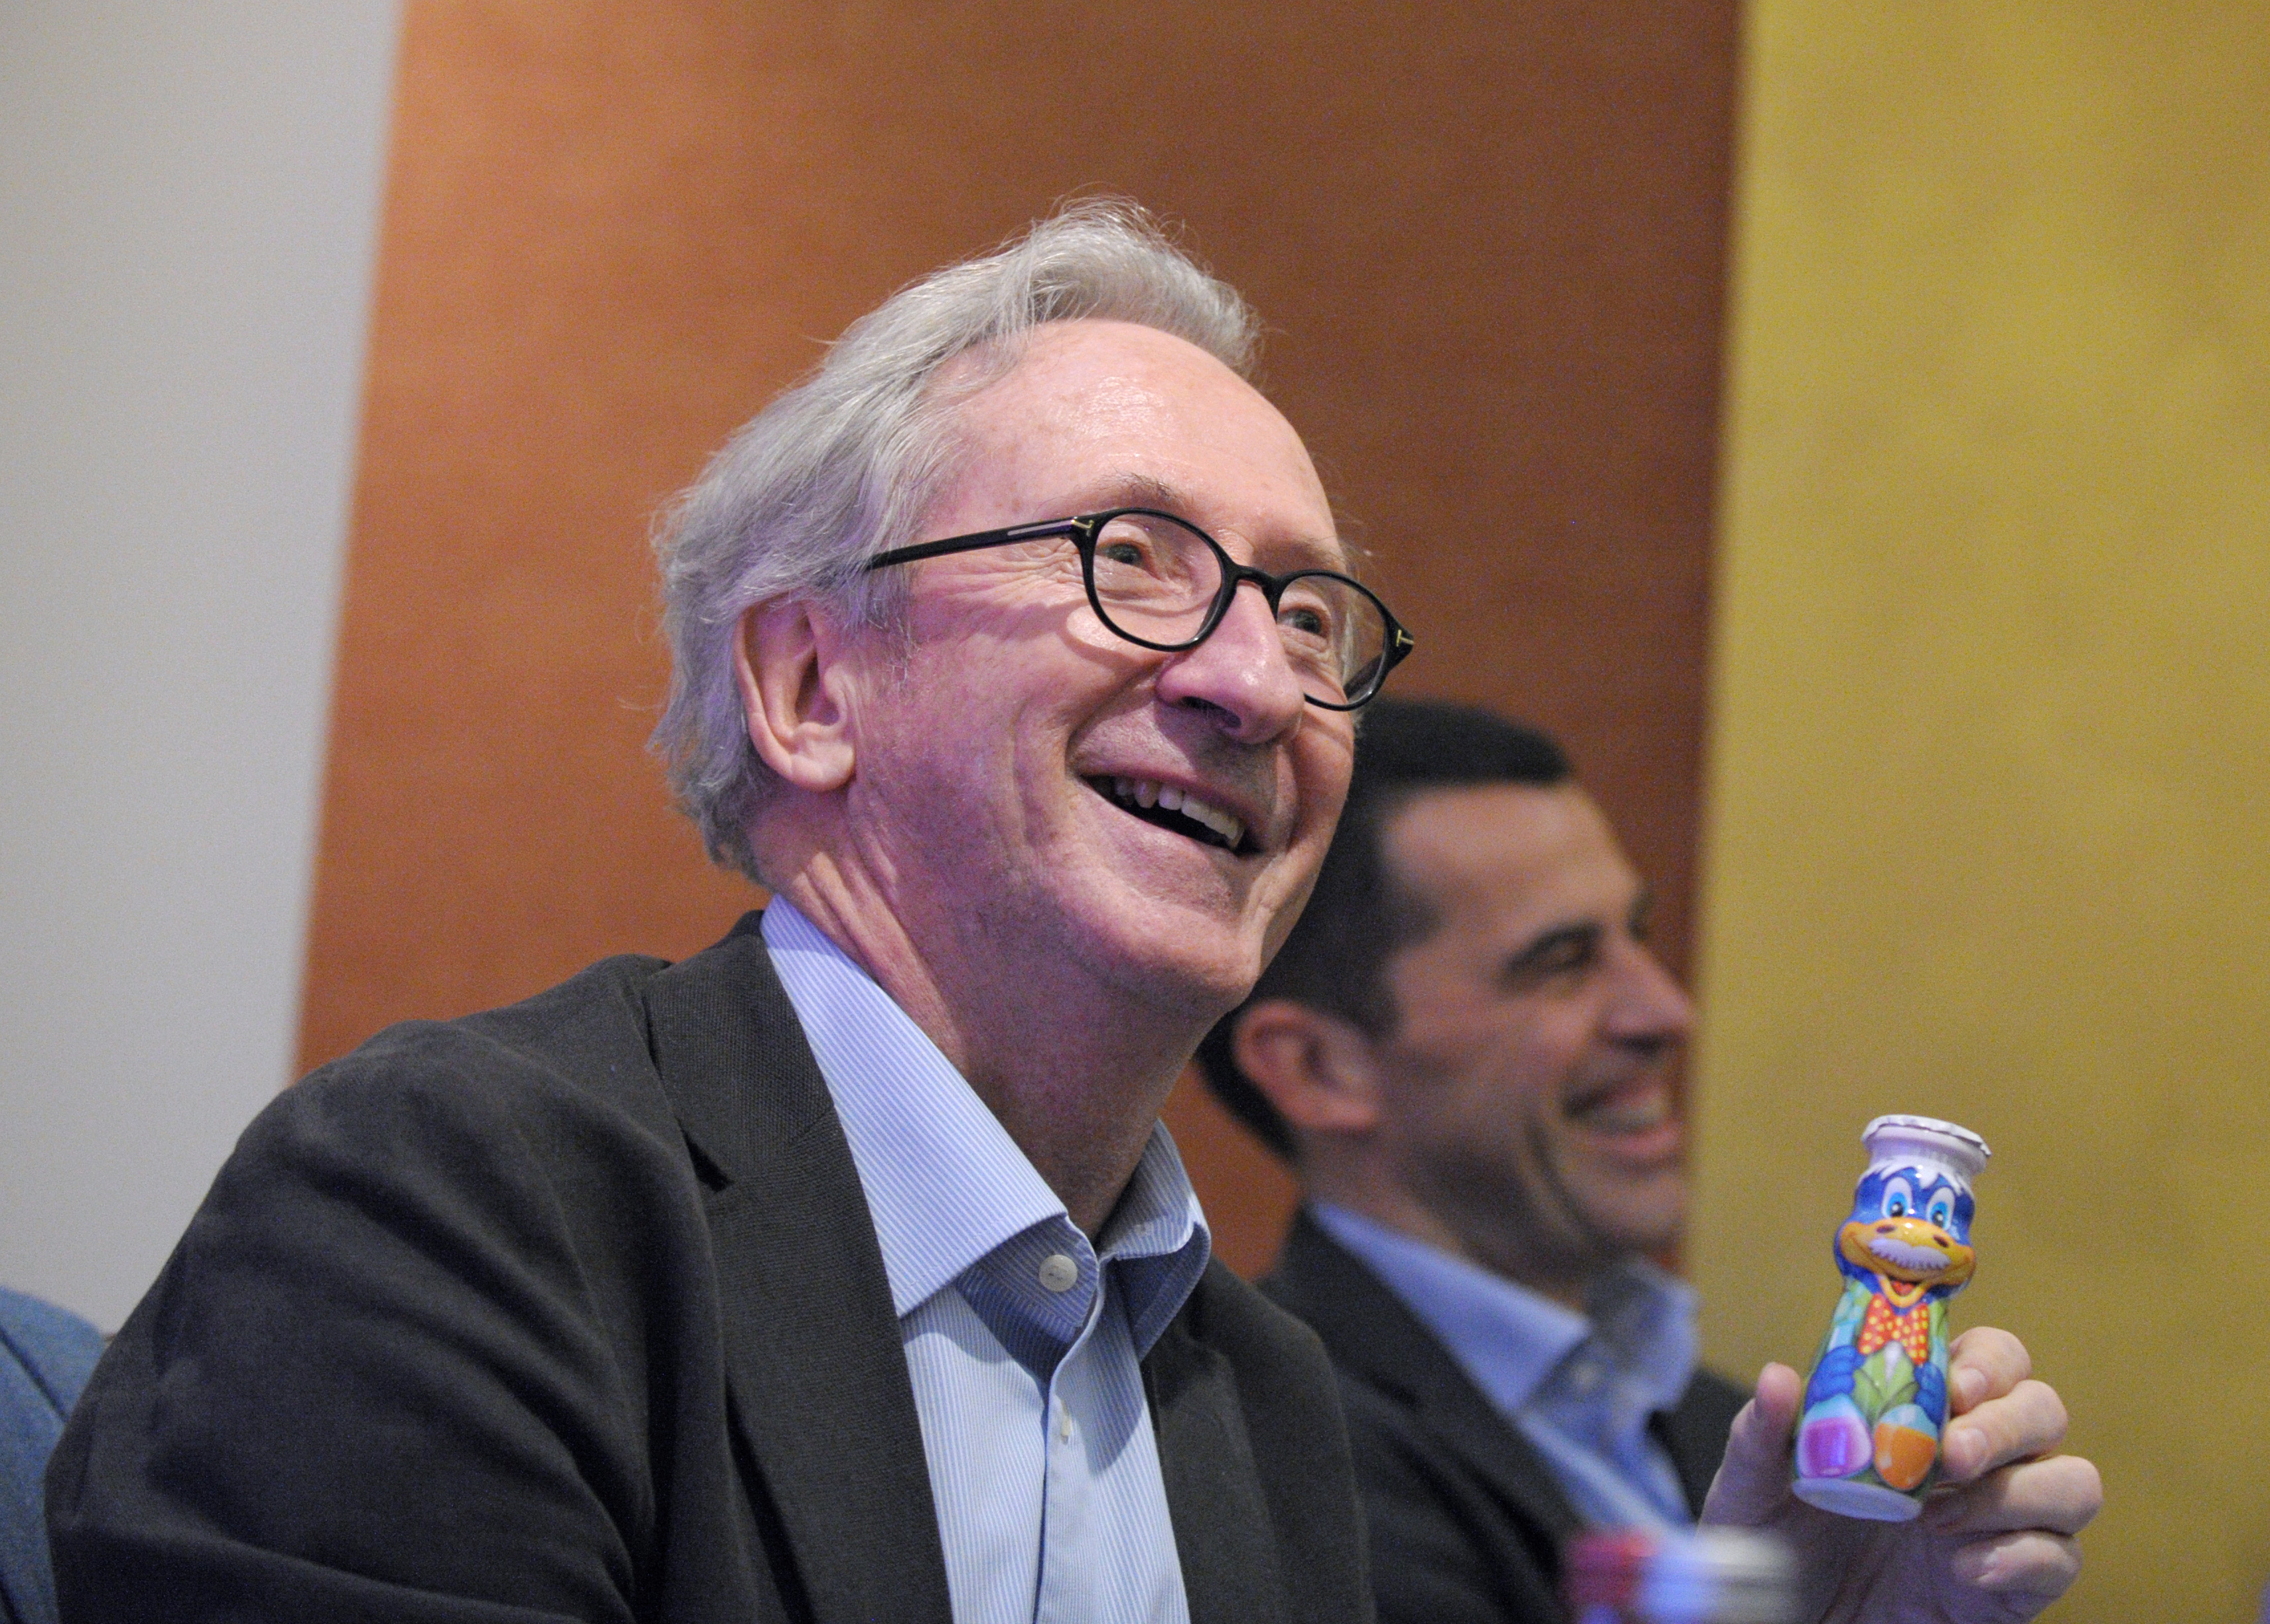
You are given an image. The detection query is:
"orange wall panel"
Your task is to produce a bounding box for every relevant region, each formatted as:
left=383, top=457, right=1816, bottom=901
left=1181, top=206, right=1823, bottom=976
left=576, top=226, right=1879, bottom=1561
left=301, top=0, right=1741, bottom=1276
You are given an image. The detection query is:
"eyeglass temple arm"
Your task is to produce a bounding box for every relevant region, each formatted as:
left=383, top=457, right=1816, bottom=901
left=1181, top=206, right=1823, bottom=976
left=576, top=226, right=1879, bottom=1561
left=862, top=518, right=1089, bottom=573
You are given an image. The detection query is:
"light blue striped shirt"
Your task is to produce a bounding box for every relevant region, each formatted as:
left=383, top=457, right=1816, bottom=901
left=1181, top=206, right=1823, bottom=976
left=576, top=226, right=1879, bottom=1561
left=762, top=900, right=1210, bottom=1624
left=1311, top=1202, right=1698, bottom=1530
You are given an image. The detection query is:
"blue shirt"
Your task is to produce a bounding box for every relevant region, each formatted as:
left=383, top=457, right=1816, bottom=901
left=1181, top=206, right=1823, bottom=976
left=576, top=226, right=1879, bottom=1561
left=1, top=1286, right=106, bottom=1624
left=762, top=900, right=1210, bottom=1624
left=1310, top=1202, right=1699, bottom=1530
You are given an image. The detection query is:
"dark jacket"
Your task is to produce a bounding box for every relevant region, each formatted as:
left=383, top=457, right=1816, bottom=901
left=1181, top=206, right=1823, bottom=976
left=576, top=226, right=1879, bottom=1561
left=1263, top=1210, right=1747, bottom=1624
left=48, top=915, right=1370, bottom=1624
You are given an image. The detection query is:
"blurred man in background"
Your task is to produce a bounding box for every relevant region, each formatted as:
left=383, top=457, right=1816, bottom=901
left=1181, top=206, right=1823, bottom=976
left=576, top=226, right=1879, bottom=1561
left=1202, top=697, right=2100, bottom=1624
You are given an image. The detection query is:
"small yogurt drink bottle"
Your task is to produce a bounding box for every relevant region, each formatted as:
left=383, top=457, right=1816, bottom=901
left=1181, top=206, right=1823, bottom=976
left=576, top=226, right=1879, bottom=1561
left=1791, top=1115, right=1990, bottom=1521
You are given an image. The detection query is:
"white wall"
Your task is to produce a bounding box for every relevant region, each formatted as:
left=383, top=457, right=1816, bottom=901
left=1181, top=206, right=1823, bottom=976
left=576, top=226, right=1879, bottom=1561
left=1, top=3, right=400, bottom=1329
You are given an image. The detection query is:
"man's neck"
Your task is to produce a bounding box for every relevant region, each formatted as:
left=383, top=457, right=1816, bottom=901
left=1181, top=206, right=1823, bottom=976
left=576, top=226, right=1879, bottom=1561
left=772, top=868, right=1199, bottom=1238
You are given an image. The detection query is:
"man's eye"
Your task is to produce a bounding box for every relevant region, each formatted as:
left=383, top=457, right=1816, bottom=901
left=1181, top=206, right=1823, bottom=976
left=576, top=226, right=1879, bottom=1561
left=1502, top=935, right=1594, bottom=987
left=1099, top=540, right=1149, bottom=567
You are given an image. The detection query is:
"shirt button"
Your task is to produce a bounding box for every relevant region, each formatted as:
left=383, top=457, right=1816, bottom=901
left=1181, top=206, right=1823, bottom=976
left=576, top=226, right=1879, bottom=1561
left=1037, top=1253, right=1079, bottom=1293
left=1058, top=1408, right=1074, bottom=1443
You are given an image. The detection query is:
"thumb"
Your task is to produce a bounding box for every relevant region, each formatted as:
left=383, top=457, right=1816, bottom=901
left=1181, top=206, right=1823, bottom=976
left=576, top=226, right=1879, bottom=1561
left=1700, top=1362, right=1803, bottom=1527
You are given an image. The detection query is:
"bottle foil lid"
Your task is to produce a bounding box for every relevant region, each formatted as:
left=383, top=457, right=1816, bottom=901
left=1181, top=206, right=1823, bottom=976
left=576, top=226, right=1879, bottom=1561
left=1861, top=1114, right=1990, bottom=1184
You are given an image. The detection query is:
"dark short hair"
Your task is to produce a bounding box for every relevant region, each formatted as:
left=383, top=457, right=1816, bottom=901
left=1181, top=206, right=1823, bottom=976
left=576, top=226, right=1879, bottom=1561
left=1195, top=699, right=1571, bottom=1157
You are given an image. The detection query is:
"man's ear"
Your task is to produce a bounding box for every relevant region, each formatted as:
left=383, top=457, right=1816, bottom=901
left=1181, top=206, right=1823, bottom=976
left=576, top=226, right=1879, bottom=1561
left=1232, top=999, right=1385, bottom=1140
left=734, top=599, right=857, bottom=793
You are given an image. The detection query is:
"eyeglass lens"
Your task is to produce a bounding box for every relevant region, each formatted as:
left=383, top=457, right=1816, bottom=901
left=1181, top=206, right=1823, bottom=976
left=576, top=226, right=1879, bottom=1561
left=1084, top=512, right=1390, bottom=706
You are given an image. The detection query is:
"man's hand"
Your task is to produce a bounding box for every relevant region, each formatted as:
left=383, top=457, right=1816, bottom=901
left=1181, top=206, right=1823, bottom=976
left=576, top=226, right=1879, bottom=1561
left=1701, top=1327, right=2101, bottom=1622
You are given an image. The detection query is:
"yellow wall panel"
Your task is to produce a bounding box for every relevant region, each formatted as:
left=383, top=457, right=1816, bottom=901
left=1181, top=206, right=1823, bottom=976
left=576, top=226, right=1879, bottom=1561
left=1692, top=5, right=2270, bottom=1618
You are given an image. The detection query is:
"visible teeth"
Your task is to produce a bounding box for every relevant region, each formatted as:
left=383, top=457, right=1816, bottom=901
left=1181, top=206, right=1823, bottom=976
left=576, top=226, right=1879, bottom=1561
left=1105, top=778, right=1247, bottom=850
left=1182, top=796, right=1244, bottom=847
left=1572, top=1087, right=1671, bottom=1132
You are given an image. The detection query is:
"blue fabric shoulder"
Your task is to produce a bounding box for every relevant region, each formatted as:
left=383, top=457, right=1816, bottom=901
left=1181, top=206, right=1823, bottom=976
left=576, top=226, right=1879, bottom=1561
left=1, top=1287, right=106, bottom=1624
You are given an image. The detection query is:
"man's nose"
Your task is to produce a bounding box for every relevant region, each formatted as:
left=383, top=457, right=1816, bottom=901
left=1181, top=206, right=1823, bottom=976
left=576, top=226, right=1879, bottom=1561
left=1152, top=581, right=1306, bottom=740
left=1604, top=941, right=1695, bottom=1044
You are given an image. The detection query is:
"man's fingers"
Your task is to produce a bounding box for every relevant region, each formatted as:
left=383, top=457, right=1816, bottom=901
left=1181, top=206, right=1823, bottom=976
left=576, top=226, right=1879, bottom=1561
left=1946, top=1325, right=2033, bottom=1413
left=1925, top=1450, right=2103, bottom=1538
left=1944, top=1529, right=2087, bottom=1603
left=1699, top=1363, right=1802, bottom=1526
left=1940, top=1377, right=2069, bottom=1481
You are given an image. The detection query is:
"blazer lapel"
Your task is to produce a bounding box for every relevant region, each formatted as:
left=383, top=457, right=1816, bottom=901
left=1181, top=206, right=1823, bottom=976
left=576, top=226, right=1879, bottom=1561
left=1265, top=1211, right=1583, bottom=1563
left=1145, top=1316, right=1291, bottom=1624
left=644, top=915, right=953, bottom=1624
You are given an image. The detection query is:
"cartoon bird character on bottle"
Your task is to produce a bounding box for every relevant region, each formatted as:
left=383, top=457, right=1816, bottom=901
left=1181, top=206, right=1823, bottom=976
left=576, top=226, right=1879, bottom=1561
left=1792, top=1115, right=1989, bottom=1521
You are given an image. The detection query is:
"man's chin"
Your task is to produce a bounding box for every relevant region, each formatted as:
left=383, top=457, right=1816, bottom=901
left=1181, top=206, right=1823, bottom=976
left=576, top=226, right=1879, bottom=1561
left=1064, top=890, right=1270, bottom=1023
left=1569, top=1170, right=1690, bottom=1262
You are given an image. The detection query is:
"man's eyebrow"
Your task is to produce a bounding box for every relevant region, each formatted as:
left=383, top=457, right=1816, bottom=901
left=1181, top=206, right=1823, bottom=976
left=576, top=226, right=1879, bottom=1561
left=1080, top=474, right=1346, bottom=567
left=1078, top=472, right=1192, bottom=515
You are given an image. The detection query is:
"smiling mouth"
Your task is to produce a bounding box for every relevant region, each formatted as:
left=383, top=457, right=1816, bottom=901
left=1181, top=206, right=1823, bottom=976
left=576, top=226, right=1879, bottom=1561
left=1565, top=1078, right=1679, bottom=1141
left=1086, top=776, right=1255, bottom=854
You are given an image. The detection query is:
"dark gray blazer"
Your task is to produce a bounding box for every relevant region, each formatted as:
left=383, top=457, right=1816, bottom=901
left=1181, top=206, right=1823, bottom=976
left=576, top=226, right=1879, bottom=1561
left=48, top=915, right=1370, bottom=1624
left=1263, top=1211, right=1746, bottom=1624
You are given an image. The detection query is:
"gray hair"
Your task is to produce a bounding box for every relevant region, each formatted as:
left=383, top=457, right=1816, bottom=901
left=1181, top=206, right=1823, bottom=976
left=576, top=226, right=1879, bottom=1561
left=650, top=200, right=1262, bottom=880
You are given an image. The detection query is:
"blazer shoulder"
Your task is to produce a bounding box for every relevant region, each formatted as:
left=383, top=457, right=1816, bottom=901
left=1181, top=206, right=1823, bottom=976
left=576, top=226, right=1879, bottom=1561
left=334, top=950, right=675, bottom=1093
left=251, top=955, right=677, bottom=1195
left=213, top=946, right=746, bottom=1296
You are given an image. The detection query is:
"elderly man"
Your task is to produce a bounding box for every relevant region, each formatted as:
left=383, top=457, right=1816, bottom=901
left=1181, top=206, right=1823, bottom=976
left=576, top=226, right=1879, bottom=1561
left=50, top=206, right=1392, bottom=1623
left=52, top=211, right=2084, bottom=1624
left=1200, top=698, right=2100, bottom=1624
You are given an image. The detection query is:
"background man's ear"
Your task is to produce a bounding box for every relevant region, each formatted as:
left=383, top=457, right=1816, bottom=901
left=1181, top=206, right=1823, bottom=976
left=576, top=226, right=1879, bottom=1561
left=1232, top=999, right=1386, bottom=1139
left=735, top=599, right=857, bottom=793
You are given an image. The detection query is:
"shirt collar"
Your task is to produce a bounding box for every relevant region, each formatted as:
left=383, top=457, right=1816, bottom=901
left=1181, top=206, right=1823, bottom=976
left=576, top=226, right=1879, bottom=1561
left=1100, top=1128, right=1214, bottom=1354
left=1573, top=1252, right=1699, bottom=1422
left=1308, top=1201, right=1697, bottom=1420
left=760, top=898, right=1209, bottom=1350
left=1311, top=1202, right=1585, bottom=1414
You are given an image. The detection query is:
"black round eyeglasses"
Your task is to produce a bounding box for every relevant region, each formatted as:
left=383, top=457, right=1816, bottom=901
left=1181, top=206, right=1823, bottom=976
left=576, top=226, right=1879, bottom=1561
left=861, top=508, right=1414, bottom=710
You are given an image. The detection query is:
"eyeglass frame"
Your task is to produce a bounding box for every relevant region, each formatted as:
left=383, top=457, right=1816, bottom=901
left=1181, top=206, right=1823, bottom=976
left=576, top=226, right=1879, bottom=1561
left=860, top=507, right=1414, bottom=710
